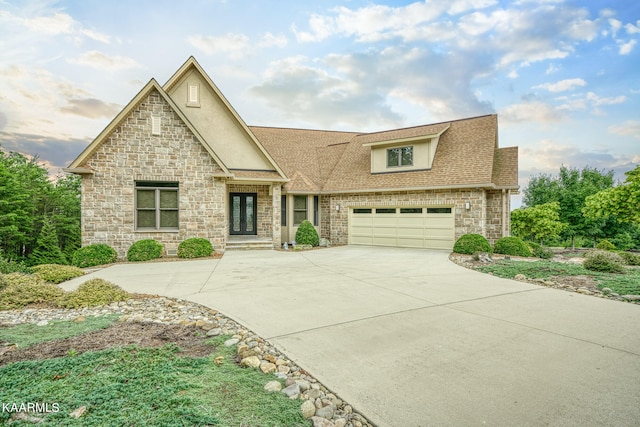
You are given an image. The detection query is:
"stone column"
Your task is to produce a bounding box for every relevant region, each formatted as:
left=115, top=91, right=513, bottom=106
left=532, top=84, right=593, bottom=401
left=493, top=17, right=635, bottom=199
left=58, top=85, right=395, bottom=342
left=271, top=184, right=281, bottom=248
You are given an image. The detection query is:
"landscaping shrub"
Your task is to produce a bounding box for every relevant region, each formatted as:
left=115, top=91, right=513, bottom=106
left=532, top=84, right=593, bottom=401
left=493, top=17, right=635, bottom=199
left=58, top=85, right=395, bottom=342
left=57, top=278, right=130, bottom=308
left=453, top=234, right=492, bottom=255
left=178, top=238, right=213, bottom=259
left=0, top=273, right=65, bottom=310
left=583, top=250, right=626, bottom=273
left=0, top=257, right=32, bottom=274
left=126, top=239, right=163, bottom=262
left=0, top=275, right=6, bottom=291
left=527, top=241, right=555, bottom=259
left=617, top=251, right=640, bottom=266
left=595, top=239, right=616, bottom=251
left=294, top=220, right=319, bottom=247
left=72, top=244, right=118, bottom=267
left=31, top=264, right=84, bottom=284
left=494, top=236, right=532, bottom=257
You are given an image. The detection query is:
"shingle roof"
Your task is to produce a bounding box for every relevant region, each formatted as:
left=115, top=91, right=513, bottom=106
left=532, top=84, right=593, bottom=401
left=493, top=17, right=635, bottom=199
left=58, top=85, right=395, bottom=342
left=250, top=114, right=518, bottom=193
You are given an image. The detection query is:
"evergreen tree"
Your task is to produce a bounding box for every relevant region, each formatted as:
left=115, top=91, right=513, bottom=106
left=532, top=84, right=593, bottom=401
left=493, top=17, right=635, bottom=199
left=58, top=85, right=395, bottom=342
left=29, top=216, right=68, bottom=266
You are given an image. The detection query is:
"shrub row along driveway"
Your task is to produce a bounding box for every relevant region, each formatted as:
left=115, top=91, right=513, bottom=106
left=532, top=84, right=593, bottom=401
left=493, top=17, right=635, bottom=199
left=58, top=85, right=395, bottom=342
left=62, top=246, right=640, bottom=426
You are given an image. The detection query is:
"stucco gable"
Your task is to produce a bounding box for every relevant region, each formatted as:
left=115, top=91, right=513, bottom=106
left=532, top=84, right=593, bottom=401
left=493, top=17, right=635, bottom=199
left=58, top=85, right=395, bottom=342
left=66, top=79, right=230, bottom=175
left=163, top=57, right=287, bottom=180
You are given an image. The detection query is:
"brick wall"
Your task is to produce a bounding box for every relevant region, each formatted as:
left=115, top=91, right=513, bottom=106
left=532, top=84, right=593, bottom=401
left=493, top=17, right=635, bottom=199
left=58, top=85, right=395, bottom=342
left=80, top=89, right=226, bottom=258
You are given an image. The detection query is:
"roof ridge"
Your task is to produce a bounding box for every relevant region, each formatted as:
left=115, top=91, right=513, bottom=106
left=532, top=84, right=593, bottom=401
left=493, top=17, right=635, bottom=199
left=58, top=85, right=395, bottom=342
left=248, top=125, right=360, bottom=134
left=361, top=114, right=496, bottom=137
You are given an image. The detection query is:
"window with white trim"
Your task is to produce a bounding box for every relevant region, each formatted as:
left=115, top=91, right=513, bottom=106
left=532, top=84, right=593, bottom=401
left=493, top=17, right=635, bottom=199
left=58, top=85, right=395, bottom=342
left=135, top=181, right=179, bottom=230
left=293, top=195, right=307, bottom=225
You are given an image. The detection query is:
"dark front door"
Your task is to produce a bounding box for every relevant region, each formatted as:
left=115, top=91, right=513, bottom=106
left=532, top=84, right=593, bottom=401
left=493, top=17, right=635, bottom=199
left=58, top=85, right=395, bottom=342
left=230, top=193, right=257, bottom=235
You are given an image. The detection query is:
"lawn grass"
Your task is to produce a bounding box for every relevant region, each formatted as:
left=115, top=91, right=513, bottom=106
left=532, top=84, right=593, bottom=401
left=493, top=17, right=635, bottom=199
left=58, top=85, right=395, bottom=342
left=0, top=335, right=309, bottom=427
left=475, top=260, right=640, bottom=295
left=0, top=314, right=120, bottom=348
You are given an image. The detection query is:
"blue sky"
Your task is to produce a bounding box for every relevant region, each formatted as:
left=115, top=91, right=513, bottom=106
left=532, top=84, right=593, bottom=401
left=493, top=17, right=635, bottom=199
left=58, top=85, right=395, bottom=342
left=1, top=0, right=638, bottom=207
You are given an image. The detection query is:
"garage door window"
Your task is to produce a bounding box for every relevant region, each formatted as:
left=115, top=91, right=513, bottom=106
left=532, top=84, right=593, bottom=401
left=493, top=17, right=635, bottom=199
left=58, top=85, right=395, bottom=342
left=400, top=208, right=423, bottom=213
left=376, top=208, right=396, bottom=214
left=427, top=207, right=452, bottom=214
left=353, top=208, right=372, bottom=214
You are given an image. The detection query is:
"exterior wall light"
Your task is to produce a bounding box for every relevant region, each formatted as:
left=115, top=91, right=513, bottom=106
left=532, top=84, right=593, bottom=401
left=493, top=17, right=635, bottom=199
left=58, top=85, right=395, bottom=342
left=335, top=204, right=340, bottom=211
left=465, top=201, right=470, bottom=210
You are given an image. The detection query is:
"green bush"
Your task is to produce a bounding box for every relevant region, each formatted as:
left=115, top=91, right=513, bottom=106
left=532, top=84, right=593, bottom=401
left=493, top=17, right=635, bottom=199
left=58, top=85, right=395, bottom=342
left=294, top=220, right=319, bottom=247
left=0, top=257, right=32, bottom=274
left=31, top=264, right=84, bottom=284
left=617, top=251, right=640, bottom=266
left=494, top=237, right=532, bottom=257
left=127, top=239, right=164, bottom=262
left=57, top=278, right=130, bottom=309
left=72, top=244, right=118, bottom=267
left=526, top=241, right=555, bottom=259
left=0, top=273, right=65, bottom=310
left=595, top=239, right=616, bottom=251
left=178, top=238, right=213, bottom=259
left=453, top=234, right=492, bottom=255
left=583, top=250, right=626, bottom=273
left=0, top=275, right=7, bottom=291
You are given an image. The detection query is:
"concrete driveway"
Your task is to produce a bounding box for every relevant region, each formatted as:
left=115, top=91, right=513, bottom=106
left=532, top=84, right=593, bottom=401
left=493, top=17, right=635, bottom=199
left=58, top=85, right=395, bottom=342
left=62, top=246, right=640, bottom=426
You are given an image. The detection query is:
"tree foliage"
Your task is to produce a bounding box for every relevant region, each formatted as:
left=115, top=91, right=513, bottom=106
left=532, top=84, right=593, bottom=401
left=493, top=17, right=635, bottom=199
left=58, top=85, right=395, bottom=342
left=583, top=165, right=640, bottom=225
left=523, top=166, right=614, bottom=247
left=0, top=150, right=80, bottom=262
left=511, top=202, right=565, bottom=243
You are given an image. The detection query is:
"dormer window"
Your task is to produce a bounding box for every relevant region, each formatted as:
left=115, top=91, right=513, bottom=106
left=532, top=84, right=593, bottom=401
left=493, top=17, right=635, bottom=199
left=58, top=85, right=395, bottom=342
left=387, top=146, right=413, bottom=167
left=187, top=84, right=200, bottom=107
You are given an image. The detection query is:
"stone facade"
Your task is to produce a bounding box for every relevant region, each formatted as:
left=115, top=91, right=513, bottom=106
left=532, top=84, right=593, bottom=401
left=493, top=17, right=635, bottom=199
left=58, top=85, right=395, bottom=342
left=325, top=188, right=509, bottom=246
left=81, top=89, right=227, bottom=259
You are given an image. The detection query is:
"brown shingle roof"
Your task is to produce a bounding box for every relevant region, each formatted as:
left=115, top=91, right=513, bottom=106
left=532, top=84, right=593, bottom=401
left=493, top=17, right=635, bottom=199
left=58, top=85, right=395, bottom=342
left=249, top=114, right=518, bottom=193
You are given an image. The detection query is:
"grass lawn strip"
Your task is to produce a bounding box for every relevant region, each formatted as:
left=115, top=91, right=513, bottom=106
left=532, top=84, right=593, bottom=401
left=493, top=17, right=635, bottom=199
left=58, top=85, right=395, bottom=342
left=0, top=330, right=308, bottom=426
left=0, top=314, right=119, bottom=349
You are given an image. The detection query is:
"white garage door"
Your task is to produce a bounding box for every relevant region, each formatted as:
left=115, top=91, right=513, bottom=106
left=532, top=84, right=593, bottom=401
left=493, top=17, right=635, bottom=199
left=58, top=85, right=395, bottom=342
left=349, top=207, right=455, bottom=250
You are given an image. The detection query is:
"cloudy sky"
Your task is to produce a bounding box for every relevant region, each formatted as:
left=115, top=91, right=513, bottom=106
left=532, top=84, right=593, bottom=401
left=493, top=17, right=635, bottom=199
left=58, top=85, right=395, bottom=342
left=0, top=0, right=638, bottom=207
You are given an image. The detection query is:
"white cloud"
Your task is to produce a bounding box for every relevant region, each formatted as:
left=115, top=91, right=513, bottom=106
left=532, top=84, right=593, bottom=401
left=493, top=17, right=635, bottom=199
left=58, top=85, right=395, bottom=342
left=68, top=51, right=142, bottom=71
left=609, top=18, right=622, bottom=36
left=535, top=78, right=587, bottom=92
left=625, top=20, right=640, bottom=34
left=545, top=63, right=560, bottom=75
left=258, top=32, right=288, bottom=48
left=586, top=92, right=626, bottom=106
left=447, top=0, right=497, bottom=15
left=609, top=120, right=640, bottom=140
left=0, top=9, right=109, bottom=42
left=618, top=39, right=636, bottom=55
left=500, top=101, right=562, bottom=124
left=188, top=33, right=250, bottom=58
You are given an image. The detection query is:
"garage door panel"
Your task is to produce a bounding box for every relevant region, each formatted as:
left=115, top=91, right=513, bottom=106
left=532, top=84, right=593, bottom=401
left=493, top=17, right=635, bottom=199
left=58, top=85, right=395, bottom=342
left=349, top=207, right=454, bottom=250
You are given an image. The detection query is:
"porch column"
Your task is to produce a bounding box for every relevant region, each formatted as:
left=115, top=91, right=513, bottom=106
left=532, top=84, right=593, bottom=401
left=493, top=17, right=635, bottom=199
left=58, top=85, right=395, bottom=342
left=272, top=184, right=281, bottom=248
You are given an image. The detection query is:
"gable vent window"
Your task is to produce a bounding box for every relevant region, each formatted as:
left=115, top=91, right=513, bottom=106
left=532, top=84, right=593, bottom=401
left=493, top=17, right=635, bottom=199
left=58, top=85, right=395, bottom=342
left=151, top=116, right=161, bottom=135
left=187, top=84, right=200, bottom=107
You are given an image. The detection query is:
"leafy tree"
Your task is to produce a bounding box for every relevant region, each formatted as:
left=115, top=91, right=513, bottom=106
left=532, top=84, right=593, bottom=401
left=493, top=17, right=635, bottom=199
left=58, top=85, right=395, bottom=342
left=0, top=150, right=80, bottom=261
left=523, top=166, right=614, bottom=248
left=511, top=202, right=565, bottom=244
left=584, top=165, right=640, bottom=225
left=29, top=216, right=68, bottom=265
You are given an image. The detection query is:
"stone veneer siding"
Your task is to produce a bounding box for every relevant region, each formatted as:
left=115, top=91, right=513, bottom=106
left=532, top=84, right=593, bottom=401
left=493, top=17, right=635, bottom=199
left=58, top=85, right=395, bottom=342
left=80, top=89, right=226, bottom=259
left=326, top=189, right=510, bottom=246
left=227, top=184, right=276, bottom=242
